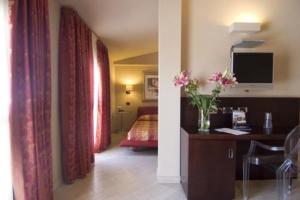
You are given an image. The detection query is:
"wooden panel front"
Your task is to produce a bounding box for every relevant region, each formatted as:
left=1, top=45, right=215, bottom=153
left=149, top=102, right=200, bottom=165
left=188, top=140, right=236, bottom=200
left=181, top=97, right=300, bottom=128
left=180, top=128, right=189, bottom=195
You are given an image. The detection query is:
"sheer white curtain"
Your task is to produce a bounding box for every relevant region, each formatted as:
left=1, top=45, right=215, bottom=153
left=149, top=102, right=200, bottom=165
left=92, top=33, right=100, bottom=145
left=0, top=0, right=13, bottom=199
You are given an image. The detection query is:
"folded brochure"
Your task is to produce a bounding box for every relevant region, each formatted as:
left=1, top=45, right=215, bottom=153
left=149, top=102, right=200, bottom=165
left=215, top=128, right=249, bottom=135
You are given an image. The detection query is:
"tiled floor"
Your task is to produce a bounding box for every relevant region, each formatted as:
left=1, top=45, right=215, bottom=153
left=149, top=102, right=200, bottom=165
left=55, top=133, right=300, bottom=200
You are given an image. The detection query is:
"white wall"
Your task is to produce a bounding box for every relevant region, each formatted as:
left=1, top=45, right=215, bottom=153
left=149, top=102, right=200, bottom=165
left=49, top=0, right=62, bottom=190
left=182, top=0, right=300, bottom=97
left=157, top=0, right=181, bottom=183
left=157, top=0, right=300, bottom=183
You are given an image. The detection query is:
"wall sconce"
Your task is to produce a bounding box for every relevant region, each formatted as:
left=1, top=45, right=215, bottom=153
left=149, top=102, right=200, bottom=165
left=125, top=84, right=133, bottom=94
left=229, top=22, right=261, bottom=34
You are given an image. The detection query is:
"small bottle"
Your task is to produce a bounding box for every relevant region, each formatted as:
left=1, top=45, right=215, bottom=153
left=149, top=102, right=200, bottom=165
left=263, top=112, right=272, bottom=134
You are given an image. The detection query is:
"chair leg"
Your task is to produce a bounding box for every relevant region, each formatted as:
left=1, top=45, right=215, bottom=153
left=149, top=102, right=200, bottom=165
left=243, top=157, right=250, bottom=200
left=276, top=167, right=284, bottom=200
left=277, top=164, right=292, bottom=200
left=283, top=170, right=290, bottom=200
left=288, top=170, right=292, bottom=193
left=285, top=169, right=292, bottom=200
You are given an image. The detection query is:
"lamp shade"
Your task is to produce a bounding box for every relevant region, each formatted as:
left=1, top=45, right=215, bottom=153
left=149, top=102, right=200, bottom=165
left=125, top=84, right=133, bottom=91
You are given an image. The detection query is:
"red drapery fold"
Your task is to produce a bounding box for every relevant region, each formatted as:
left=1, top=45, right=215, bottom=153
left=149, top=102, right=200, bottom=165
left=59, top=7, right=94, bottom=184
left=94, top=40, right=111, bottom=153
left=9, top=0, right=53, bottom=199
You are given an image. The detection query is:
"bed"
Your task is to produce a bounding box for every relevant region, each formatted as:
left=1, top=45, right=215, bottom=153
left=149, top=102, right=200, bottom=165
left=120, top=106, right=158, bottom=148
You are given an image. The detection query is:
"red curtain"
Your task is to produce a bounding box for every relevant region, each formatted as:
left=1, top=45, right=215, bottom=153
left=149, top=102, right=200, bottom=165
left=9, top=0, right=53, bottom=199
left=59, top=7, right=94, bottom=184
left=94, top=40, right=111, bottom=153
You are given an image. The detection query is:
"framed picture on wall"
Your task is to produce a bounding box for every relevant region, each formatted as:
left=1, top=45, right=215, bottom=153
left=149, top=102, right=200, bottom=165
left=144, top=72, right=158, bottom=101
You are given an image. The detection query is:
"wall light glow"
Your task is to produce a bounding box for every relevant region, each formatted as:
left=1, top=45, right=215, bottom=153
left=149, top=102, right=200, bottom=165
left=224, top=12, right=264, bottom=26
left=234, top=13, right=261, bottom=23
left=123, top=79, right=137, bottom=85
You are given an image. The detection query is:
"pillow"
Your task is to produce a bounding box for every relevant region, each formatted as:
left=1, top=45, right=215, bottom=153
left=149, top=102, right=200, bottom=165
left=137, top=114, right=158, bottom=121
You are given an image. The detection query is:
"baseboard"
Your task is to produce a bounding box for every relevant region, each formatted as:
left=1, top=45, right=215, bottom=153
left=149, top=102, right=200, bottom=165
left=157, top=175, right=181, bottom=183
left=53, top=178, right=63, bottom=191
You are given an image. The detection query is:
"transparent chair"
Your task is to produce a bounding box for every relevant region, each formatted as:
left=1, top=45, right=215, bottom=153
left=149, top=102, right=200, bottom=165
left=243, top=125, right=300, bottom=200
left=276, top=125, right=300, bottom=200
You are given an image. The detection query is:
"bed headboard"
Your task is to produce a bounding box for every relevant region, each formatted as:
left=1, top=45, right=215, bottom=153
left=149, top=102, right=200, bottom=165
left=137, top=106, right=158, bottom=118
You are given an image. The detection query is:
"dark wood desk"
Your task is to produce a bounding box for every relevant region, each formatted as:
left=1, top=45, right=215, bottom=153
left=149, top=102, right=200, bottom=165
left=180, top=126, right=293, bottom=200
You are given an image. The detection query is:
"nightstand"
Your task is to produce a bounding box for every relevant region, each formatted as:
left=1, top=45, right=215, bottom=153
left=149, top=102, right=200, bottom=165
left=117, top=110, right=129, bottom=133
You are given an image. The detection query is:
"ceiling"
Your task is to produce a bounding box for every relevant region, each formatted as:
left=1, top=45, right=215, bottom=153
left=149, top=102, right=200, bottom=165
left=59, top=0, right=158, bottom=61
left=114, top=52, right=158, bottom=65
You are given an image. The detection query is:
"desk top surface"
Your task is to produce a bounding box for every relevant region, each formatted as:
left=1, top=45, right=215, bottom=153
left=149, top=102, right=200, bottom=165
left=181, top=126, right=294, bottom=140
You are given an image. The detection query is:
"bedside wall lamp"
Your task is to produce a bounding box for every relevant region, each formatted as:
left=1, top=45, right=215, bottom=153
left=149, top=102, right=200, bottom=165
left=125, top=84, right=133, bottom=94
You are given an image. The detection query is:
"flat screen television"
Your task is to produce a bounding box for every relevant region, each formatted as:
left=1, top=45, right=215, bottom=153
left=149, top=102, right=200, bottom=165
left=232, top=52, right=273, bottom=87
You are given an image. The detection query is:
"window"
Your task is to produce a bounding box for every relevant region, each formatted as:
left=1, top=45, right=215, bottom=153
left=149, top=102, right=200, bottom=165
left=0, top=0, right=13, bottom=199
left=92, top=34, right=100, bottom=144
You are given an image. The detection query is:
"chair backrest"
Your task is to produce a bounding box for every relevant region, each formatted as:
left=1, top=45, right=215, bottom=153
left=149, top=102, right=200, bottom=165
left=284, top=125, right=300, bottom=162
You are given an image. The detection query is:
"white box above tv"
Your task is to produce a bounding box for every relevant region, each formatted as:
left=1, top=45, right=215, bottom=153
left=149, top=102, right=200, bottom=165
left=229, top=22, right=261, bottom=34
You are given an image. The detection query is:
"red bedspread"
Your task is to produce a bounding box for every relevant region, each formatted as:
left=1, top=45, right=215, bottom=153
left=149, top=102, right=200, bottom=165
left=120, top=115, right=158, bottom=148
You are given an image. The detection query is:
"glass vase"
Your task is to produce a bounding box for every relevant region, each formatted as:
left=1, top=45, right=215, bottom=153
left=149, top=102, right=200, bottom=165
left=198, top=109, right=210, bottom=132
